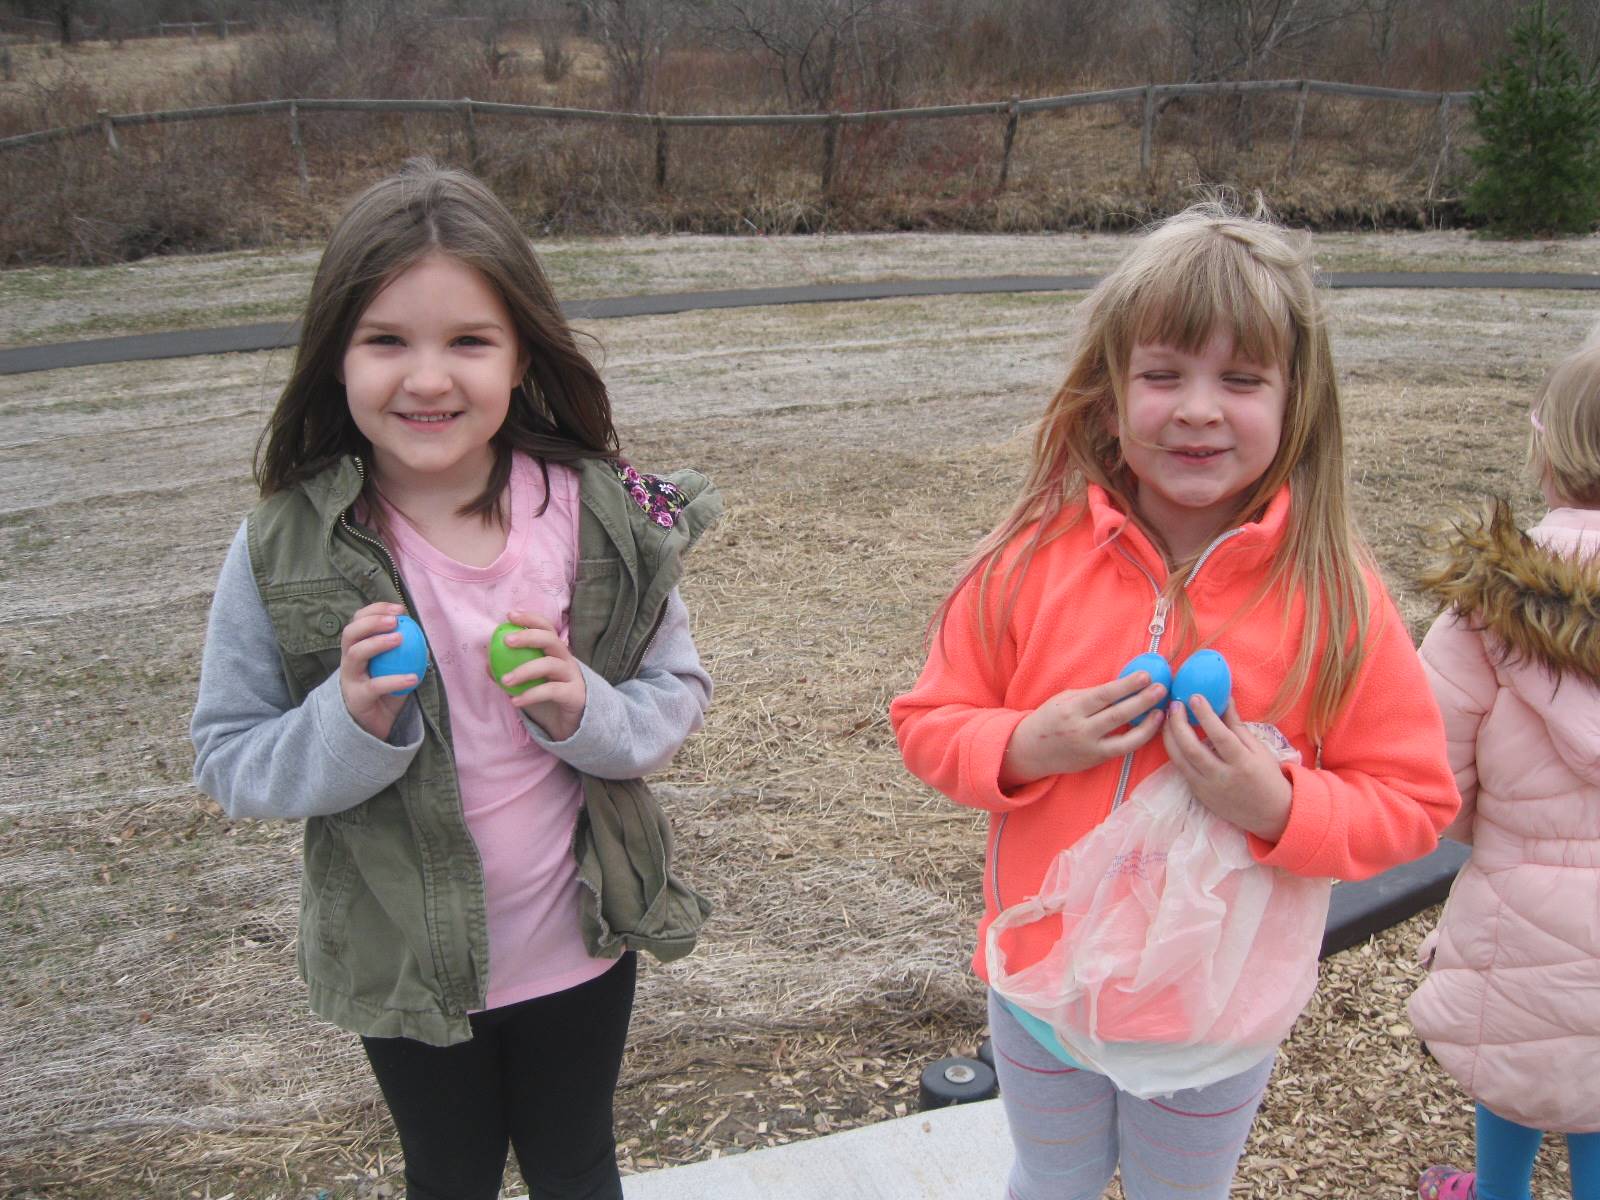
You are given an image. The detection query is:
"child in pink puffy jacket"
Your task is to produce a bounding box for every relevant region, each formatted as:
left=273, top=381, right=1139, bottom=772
left=1408, top=335, right=1600, bottom=1200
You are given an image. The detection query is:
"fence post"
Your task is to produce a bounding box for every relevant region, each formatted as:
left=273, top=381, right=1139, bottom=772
left=998, top=95, right=1021, bottom=189
left=821, top=111, right=841, bottom=198
left=1427, top=94, right=1452, bottom=202
left=461, top=98, right=480, bottom=173
left=1286, top=79, right=1309, bottom=176
left=2, top=39, right=12, bottom=83
left=98, top=109, right=119, bottom=155
left=654, top=115, right=668, bottom=191
left=288, top=100, right=308, bottom=196
left=1140, top=85, right=1155, bottom=177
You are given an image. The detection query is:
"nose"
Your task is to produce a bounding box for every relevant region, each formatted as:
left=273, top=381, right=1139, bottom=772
left=404, top=351, right=451, bottom=398
left=1172, top=380, right=1223, bottom=425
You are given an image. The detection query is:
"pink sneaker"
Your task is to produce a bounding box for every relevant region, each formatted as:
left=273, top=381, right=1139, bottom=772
left=1418, top=1166, right=1476, bottom=1200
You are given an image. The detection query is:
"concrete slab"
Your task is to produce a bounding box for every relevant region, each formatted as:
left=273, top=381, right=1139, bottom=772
left=614, top=1100, right=1010, bottom=1200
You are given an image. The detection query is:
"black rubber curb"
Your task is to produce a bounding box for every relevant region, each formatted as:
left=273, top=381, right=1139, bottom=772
left=6, top=270, right=1600, bottom=376
left=1319, top=839, right=1467, bottom=959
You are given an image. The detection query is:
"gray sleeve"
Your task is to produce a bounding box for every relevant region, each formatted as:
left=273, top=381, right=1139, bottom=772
left=190, top=522, right=423, bottom=821
left=525, top=589, right=711, bottom=779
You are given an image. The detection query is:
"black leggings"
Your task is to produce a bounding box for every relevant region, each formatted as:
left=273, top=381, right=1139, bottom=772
left=361, top=953, right=637, bottom=1200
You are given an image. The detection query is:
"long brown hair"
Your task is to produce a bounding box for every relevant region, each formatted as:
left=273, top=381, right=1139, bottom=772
left=255, top=157, right=618, bottom=520
left=941, top=200, right=1373, bottom=738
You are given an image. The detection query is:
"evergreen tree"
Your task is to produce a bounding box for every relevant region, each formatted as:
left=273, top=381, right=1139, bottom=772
left=1467, top=0, right=1600, bottom=235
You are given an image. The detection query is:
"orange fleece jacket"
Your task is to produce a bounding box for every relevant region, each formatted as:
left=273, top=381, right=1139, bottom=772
left=890, top=485, right=1459, bottom=982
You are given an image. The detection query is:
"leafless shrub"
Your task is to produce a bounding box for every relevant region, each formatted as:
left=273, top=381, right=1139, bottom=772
left=0, top=117, right=280, bottom=264
left=532, top=0, right=573, bottom=82
left=214, top=3, right=494, bottom=103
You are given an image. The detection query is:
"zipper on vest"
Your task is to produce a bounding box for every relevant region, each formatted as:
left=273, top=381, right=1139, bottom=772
left=343, top=457, right=485, bottom=1012
left=342, top=457, right=412, bottom=610
left=625, top=600, right=671, bottom=679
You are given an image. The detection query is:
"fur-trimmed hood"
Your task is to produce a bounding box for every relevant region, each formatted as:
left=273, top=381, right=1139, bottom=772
left=1420, top=500, right=1600, bottom=686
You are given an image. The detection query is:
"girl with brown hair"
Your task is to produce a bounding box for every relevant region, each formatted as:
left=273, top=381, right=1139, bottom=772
left=192, top=158, right=720, bottom=1199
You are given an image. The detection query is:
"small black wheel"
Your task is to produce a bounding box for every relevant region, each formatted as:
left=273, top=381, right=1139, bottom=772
left=918, top=1055, right=998, bottom=1110
left=976, top=1037, right=995, bottom=1069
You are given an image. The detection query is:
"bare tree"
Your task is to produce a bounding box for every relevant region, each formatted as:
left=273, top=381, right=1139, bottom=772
left=582, top=0, right=688, bottom=110
left=706, top=0, right=913, bottom=111
left=1165, top=0, right=1372, bottom=83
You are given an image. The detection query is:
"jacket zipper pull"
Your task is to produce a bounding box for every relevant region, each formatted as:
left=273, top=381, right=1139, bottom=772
left=1148, top=597, right=1170, bottom=641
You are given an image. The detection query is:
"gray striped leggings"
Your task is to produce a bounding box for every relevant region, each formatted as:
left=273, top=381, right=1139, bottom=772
left=988, top=992, right=1273, bottom=1200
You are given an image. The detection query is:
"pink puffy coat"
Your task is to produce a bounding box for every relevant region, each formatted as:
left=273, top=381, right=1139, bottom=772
left=1407, top=503, right=1600, bottom=1134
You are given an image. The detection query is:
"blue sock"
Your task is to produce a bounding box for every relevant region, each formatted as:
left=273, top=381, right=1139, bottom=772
left=1475, top=1104, right=1543, bottom=1200
left=1569, top=1130, right=1600, bottom=1200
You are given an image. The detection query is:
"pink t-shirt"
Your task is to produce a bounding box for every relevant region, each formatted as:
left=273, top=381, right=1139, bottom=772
left=380, top=454, right=611, bottom=1010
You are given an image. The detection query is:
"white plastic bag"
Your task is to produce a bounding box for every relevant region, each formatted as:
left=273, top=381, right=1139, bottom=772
left=986, top=727, right=1331, bottom=1098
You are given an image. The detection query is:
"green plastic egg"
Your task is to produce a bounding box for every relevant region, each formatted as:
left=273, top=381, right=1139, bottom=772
left=489, top=622, right=546, bottom=696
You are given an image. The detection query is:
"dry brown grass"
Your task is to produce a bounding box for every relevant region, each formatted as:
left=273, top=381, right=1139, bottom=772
left=0, top=33, right=250, bottom=115
left=0, top=28, right=1479, bottom=266
left=0, top=260, right=1589, bottom=1198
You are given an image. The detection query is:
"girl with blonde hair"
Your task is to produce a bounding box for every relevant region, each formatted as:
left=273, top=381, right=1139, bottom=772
left=1409, top=332, right=1600, bottom=1200
left=892, top=201, right=1458, bottom=1199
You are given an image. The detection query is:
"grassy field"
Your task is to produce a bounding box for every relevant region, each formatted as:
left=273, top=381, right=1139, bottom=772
left=2, top=232, right=1595, bottom=1198
left=3, top=227, right=1600, bottom=348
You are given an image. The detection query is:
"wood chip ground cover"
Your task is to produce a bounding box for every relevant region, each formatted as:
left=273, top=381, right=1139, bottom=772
left=1, top=240, right=1590, bottom=1198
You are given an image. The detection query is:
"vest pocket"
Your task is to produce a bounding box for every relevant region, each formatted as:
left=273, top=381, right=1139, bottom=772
left=261, top=578, right=369, bottom=701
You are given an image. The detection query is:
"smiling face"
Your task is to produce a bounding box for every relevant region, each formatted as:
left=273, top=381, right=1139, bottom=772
left=341, top=252, right=526, bottom=502
left=1118, top=330, right=1288, bottom=560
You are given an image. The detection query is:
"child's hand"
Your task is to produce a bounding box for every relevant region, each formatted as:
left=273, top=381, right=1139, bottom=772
left=495, top=611, right=588, bottom=742
left=1000, top=671, right=1168, bottom=789
left=1163, top=696, right=1292, bottom=840
left=340, top=602, right=414, bottom=741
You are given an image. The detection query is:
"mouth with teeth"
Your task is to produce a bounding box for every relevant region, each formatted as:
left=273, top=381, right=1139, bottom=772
left=398, top=412, right=460, bottom=425
left=1169, top=446, right=1227, bottom=462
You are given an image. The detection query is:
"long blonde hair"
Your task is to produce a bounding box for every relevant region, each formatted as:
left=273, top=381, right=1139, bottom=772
left=943, top=200, right=1373, bottom=738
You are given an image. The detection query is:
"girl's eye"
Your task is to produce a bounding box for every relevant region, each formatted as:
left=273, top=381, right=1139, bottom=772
left=454, top=335, right=489, bottom=347
left=365, top=334, right=402, bottom=346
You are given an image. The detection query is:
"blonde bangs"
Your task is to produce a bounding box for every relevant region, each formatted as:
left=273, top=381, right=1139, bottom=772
left=1113, top=225, right=1297, bottom=373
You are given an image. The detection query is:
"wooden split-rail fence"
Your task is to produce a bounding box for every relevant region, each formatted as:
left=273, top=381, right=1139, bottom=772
left=0, top=79, right=1473, bottom=200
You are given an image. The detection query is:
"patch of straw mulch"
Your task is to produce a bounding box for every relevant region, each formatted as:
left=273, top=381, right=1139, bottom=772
left=3, top=281, right=1590, bottom=1199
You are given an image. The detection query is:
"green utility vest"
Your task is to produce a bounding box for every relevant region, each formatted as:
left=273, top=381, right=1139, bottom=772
left=246, top=454, right=720, bottom=1046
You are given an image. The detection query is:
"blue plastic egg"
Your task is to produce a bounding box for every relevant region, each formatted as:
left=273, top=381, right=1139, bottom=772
left=369, top=614, right=429, bottom=696
left=1172, top=650, right=1231, bottom=725
left=1117, top=652, right=1173, bottom=726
